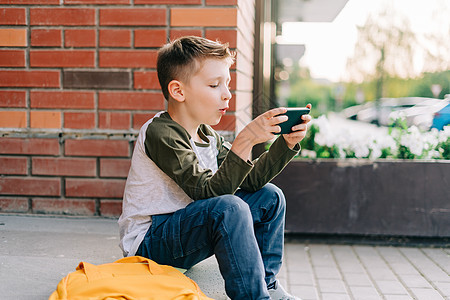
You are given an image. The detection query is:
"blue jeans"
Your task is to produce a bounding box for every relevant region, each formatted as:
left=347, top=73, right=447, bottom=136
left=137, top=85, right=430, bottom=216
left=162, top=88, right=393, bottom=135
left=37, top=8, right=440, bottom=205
left=136, top=183, right=286, bottom=300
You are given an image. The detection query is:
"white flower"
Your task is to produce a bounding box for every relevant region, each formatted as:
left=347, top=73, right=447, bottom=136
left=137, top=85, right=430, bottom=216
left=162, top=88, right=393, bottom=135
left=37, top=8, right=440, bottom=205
left=443, top=125, right=450, bottom=136
left=354, top=143, right=370, bottom=158
left=437, top=126, right=450, bottom=143
left=370, top=147, right=382, bottom=159
left=313, top=116, right=336, bottom=148
left=301, top=149, right=317, bottom=159
left=307, top=114, right=447, bottom=160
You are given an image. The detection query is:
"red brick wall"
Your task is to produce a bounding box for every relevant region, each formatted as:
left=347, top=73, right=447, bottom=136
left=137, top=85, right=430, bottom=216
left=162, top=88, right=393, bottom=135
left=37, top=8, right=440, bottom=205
left=0, top=0, right=256, bottom=217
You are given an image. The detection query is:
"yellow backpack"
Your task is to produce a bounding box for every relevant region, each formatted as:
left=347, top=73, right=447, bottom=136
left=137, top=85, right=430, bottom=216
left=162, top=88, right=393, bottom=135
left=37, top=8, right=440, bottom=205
left=49, top=256, right=214, bottom=300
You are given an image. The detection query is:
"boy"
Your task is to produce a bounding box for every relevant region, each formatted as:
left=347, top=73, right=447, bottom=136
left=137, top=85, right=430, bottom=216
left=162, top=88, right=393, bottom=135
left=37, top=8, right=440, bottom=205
left=119, top=36, right=311, bottom=300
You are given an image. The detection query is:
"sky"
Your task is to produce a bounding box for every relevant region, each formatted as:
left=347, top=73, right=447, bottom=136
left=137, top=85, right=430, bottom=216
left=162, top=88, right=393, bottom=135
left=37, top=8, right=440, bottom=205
left=278, top=0, right=450, bottom=82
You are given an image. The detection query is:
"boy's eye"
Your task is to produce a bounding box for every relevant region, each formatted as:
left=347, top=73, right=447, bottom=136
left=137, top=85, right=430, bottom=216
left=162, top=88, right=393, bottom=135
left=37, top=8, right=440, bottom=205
left=209, top=84, right=218, bottom=88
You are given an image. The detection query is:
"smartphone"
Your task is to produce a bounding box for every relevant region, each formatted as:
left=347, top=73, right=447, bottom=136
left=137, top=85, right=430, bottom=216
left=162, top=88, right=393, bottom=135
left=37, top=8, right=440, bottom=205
left=278, top=107, right=311, bottom=135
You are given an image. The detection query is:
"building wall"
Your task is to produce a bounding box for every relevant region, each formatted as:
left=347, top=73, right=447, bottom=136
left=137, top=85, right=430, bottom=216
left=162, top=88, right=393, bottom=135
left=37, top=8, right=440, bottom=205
left=0, top=0, right=255, bottom=217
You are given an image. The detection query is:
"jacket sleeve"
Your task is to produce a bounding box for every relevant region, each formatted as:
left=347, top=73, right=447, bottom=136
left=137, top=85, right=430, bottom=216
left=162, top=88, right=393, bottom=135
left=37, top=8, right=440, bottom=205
left=239, top=135, right=300, bottom=192
left=145, top=121, right=253, bottom=200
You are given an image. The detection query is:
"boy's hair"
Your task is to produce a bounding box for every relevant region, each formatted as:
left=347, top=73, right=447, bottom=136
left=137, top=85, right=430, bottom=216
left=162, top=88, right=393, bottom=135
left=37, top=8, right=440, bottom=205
left=157, top=36, right=235, bottom=100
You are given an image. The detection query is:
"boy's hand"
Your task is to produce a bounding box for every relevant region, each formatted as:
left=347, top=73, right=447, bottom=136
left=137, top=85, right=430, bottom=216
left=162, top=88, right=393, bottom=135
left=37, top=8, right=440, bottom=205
left=231, top=107, right=288, bottom=161
left=282, top=103, right=312, bottom=149
left=243, top=107, right=289, bottom=144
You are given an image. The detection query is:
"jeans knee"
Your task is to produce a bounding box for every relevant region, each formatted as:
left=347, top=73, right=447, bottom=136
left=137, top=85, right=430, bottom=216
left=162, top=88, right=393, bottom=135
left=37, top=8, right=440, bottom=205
left=209, top=195, right=252, bottom=225
left=263, top=183, right=286, bottom=212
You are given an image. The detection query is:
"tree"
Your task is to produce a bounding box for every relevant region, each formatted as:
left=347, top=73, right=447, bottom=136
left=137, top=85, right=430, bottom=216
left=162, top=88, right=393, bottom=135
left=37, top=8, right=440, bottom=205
left=412, top=71, right=450, bottom=98
left=346, top=8, right=417, bottom=100
left=421, top=0, right=450, bottom=73
left=281, top=65, right=334, bottom=115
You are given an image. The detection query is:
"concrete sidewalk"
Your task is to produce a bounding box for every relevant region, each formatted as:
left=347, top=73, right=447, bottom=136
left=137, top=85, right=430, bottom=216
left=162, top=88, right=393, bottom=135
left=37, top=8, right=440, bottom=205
left=0, top=215, right=448, bottom=300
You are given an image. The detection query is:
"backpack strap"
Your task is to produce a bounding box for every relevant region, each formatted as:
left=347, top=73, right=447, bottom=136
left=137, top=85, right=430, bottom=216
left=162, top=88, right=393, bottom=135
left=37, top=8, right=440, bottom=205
left=114, top=256, right=165, bottom=274
left=76, top=256, right=166, bottom=282
left=76, top=262, right=106, bottom=282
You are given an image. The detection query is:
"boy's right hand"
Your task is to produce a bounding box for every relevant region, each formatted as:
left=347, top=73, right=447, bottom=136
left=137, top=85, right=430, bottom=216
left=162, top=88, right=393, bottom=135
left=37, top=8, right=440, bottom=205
left=231, top=107, right=288, bottom=161
left=242, top=107, right=288, bottom=144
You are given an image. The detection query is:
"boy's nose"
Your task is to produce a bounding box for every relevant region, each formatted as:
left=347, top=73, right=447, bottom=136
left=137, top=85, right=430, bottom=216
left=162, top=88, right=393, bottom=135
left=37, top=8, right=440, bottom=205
left=222, top=87, right=232, bottom=100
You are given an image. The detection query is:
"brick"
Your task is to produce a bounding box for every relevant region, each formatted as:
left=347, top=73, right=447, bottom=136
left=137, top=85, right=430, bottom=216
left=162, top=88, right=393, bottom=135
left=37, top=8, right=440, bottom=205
left=0, top=157, right=28, bottom=175
left=206, top=29, right=237, bottom=48
left=135, top=0, right=200, bottom=3
left=170, top=29, right=202, bottom=40
left=0, top=198, right=29, bottom=213
left=228, top=96, right=236, bottom=112
left=65, top=0, right=129, bottom=4
left=134, top=71, right=160, bottom=90
left=30, top=111, right=61, bottom=128
left=0, top=91, right=26, bottom=108
left=30, top=8, right=95, bottom=26
left=31, top=29, right=62, bottom=47
left=0, top=70, right=60, bottom=88
left=99, top=29, right=131, bottom=47
left=30, top=50, right=95, bottom=68
left=0, top=29, right=27, bottom=47
left=100, top=8, right=166, bottom=26
left=100, top=158, right=130, bottom=178
left=0, top=50, right=26, bottom=67
left=0, top=111, right=26, bottom=128
left=99, top=112, right=130, bottom=129
left=65, top=178, right=126, bottom=198
left=0, top=8, right=26, bottom=25
left=230, top=71, right=237, bottom=92
left=0, top=138, right=59, bottom=155
left=0, top=0, right=59, bottom=3
left=133, top=113, right=156, bottom=129
left=0, top=177, right=60, bottom=196
left=30, top=91, right=95, bottom=109
left=64, top=112, right=95, bottom=129
left=171, top=8, right=237, bottom=27
left=63, top=71, right=130, bottom=89
left=65, top=139, right=130, bottom=157
left=212, top=114, right=235, bottom=131
left=206, top=0, right=236, bottom=4
left=99, top=92, right=165, bottom=110
left=100, top=199, right=122, bottom=217
left=32, top=198, right=96, bottom=216
left=32, top=157, right=96, bottom=176
left=134, top=29, right=166, bottom=48
left=65, top=29, right=96, bottom=47
left=99, top=50, right=157, bottom=68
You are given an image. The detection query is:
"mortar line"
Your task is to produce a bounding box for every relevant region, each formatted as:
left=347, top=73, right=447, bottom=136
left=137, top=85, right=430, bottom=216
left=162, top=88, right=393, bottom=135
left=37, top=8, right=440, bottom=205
left=305, top=244, right=322, bottom=300
left=374, top=246, right=415, bottom=298
left=350, top=246, right=385, bottom=299
left=398, top=247, right=447, bottom=299
left=329, top=245, right=355, bottom=300
left=283, top=244, right=293, bottom=293
left=419, top=248, right=450, bottom=276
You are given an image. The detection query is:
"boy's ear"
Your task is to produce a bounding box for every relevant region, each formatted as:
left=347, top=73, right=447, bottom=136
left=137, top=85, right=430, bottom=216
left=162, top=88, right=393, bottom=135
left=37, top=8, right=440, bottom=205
left=167, top=80, right=185, bottom=103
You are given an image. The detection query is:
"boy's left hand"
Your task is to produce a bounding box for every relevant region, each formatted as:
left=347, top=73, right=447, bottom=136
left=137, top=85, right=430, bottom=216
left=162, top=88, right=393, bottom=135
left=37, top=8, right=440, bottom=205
left=282, top=103, right=312, bottom=149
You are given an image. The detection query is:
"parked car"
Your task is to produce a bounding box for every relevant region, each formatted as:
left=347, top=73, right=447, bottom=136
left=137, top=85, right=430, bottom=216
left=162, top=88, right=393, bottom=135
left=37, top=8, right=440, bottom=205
left=341, top=102, right=372, bottom=120
left=342, top=97, right=432, bottom=126
left=389, top=98, right=449, bottom=130
left=431, top=103, right=450, bottom=130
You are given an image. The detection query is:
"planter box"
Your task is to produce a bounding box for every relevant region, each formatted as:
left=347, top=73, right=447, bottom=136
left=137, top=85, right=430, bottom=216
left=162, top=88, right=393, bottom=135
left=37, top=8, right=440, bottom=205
left=272, top=159, right=450, bottom=237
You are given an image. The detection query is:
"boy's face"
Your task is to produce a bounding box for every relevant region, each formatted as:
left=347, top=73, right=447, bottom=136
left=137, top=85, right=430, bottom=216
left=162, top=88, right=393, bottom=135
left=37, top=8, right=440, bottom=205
left=181, top=58, right=232, bottom=127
